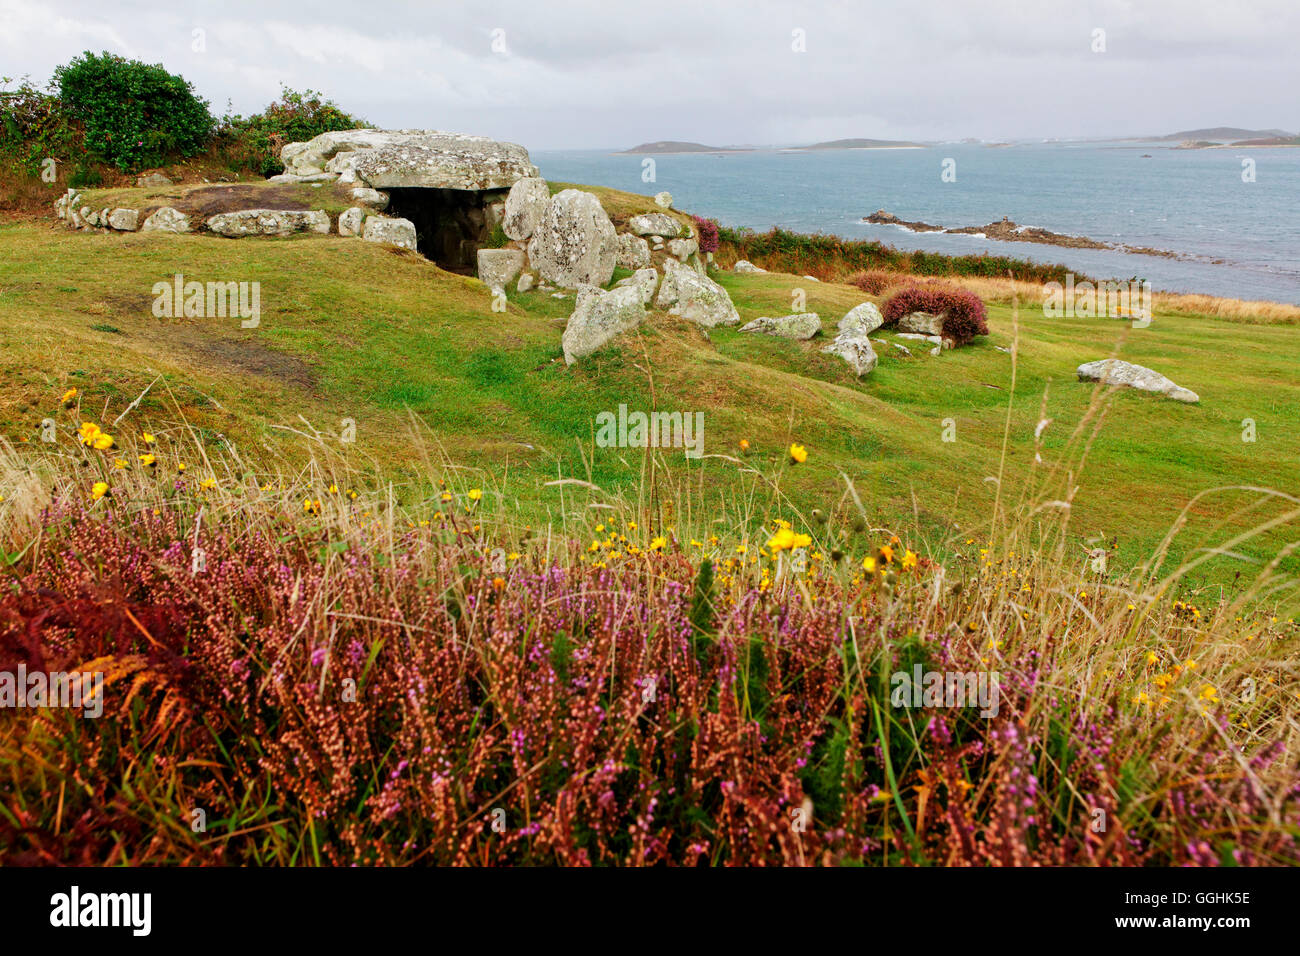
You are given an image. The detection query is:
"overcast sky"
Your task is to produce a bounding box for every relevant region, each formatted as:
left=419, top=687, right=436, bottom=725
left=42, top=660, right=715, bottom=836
left=2, top=0, right=1296, bottom=150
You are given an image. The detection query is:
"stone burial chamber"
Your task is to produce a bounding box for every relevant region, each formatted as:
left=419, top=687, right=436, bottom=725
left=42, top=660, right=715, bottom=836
left=275, top=128, right=539, bottom=269
left=382, top=186, right=508, bottom=271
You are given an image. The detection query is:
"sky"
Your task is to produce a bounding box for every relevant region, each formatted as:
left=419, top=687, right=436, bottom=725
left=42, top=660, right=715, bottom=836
left=1, top=0, right=1296, bottom=150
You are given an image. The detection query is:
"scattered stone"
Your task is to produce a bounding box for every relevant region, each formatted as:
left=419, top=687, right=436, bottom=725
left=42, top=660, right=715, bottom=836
left=206, top=209, right=331, bottom=237
left=136, top=172, right=172, bottom=188
left=822, top=332, right=878, bottom=377
left=898, top=311, right=944, bottom=335
left=892, top=342, right=912, bottom=355
left=338, top=207, right=367, bottom=237
left=526, top=189, right=618, bottom=288
left=802, top=275, right=820, bottom=282
left=350, top=187, right=389, bottom=211
left=107, top=208, right=139, bottom=231
left=502, top=177, right=551, bottom=241
left=516, top=272, right=536, bottom=293
left=267, top=172, right=338, bottom=184
left=616, top=233, right=651, bottom=270
left=668, top=236, right=698, bottom=261
left=1076, top=359, right=1199, bottom=403
left=612, top=267, right=659, bottom=305
left=140, top=207, right=192, bottom=233
left=896, top=332, right=943, bottom=344
left=654, top=191, right=673, bottom=209
left=627, top=212, right=681, bottom=237
left=477, top=248, right=526, bottom=290
left=739, top=313, right=822, bottom=339
left=361, top=215, right=419, bottom=251
left=840, top=302, right=884, bottom=335
left=655, top=258, right=740, bottom=327
left=733, top=259, right=767, bottom=274
left=562, top=284, right=650, bottom=364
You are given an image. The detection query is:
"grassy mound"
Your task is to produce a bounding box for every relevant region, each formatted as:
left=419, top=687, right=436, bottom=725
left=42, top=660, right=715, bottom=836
left=2, top=182, right=1298, bottom=585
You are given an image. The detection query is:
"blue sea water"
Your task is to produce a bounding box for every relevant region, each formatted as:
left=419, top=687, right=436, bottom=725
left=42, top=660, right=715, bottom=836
left=533, top=143, right=1300, bottom=304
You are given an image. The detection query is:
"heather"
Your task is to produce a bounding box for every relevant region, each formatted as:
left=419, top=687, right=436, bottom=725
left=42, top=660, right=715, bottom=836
left=1, top=423, right=1297, bottom=866
left=882, top=282, right=991, bottom=345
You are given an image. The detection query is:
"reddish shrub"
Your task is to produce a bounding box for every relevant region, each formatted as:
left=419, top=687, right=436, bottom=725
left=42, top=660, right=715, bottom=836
left=692, top=216, right=719, bottom=254
left=847, top=269, right=903, bottom=296
left=882, top=282, right=989, bottom=345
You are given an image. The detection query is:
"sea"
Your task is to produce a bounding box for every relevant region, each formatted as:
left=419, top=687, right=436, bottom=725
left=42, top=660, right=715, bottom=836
left=532, top=142, right=1300, bottom=304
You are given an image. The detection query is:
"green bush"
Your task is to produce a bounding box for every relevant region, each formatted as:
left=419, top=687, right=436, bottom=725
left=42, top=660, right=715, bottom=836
left=0, top=76, right=84, bottom=178
left=53, top=51, right=213, bottom=171
left=217, top=87, right=367, bottom=176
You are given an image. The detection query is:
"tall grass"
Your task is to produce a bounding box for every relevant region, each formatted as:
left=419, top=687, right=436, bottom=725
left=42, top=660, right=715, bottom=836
left=0, top=361, right=1297, bottom=866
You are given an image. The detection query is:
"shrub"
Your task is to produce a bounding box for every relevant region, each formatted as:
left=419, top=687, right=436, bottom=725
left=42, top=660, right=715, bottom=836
left=0, top=76, right=84, bottom=178
left=217, top=87, right=367, bottom=177
left=847, top=269, right=903, bottom=296
left=882, top=282, right=990, bottom=345
left=692, top=216, right=720, bottom=254
left=716, top=224, right=1082, bottom=286
left=54, top=52, right=214, bottom=171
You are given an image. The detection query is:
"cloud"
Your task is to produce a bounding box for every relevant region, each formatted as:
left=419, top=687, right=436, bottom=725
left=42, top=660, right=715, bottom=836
left=1, top=0, right=1296, bottom=148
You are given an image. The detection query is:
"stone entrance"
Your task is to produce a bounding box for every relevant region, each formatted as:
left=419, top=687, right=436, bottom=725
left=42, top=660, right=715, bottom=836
left=383, top=186, right=507, bottom=272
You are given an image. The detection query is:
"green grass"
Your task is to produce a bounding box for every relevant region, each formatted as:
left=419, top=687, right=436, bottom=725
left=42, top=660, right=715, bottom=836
left=2, top=186, right=1298, bottom=589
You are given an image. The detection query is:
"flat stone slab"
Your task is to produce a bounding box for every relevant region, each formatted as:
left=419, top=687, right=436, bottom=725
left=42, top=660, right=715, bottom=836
left=281, top=129, right=538, bottom=190
left=740, top=313, right=822, bottom=339
left=1077, top=359, right=1199, bottom=403
left=206, top=209, right=330, bottom=237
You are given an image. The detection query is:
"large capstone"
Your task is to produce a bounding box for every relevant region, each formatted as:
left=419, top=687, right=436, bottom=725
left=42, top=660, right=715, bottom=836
left=280, top=129, right=539, bottom=189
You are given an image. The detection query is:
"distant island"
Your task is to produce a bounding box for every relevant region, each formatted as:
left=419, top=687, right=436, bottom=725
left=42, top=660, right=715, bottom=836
left=1148, top=126, right=1292, bottom=142
left=800, top=137, right=926, bottom=150
left=620, top=137, right=926, bottom=153
left=619, top=141, right=748, bottom=154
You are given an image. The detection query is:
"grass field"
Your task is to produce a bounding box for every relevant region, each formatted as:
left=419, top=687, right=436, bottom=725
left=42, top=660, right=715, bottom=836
left=2, top=182, right=1299, bottom=866
left=2, top=183, right=1298, bottom=592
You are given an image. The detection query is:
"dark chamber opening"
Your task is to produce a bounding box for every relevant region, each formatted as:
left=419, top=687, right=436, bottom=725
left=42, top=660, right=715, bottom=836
left=382, top=187, right=503, bottom=273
